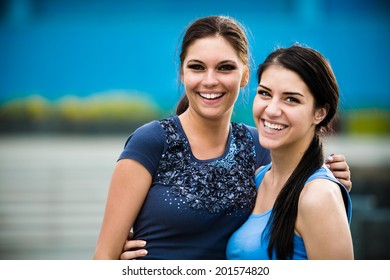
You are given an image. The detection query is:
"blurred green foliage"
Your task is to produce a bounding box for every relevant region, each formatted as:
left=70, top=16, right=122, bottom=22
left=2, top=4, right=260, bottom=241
left=0, top=91, right=165, bottom=133
left=0, top=93, right=389, bottom=135
left=343, top=109, right=390, bottom=135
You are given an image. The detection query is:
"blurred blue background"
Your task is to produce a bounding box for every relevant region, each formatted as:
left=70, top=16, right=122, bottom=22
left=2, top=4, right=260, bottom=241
left=0, top=0, right=389, bottom=260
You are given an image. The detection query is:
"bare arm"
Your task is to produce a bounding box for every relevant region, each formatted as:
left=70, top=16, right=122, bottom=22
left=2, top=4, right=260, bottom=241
left=296, top=179, right=354, bottom=260
left=93, top=159, right=152, bottom=259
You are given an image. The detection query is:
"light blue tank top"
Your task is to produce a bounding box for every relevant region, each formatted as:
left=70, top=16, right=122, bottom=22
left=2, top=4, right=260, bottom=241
left=226, top=163, right=352, bottom=260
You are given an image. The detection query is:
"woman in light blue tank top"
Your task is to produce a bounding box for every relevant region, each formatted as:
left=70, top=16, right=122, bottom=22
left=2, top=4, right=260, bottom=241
left=226, top=45, right=354, bottom=260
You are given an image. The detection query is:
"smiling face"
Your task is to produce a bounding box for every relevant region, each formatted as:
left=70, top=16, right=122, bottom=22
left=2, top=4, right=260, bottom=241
left=253, top=64, right=327, bottom=154
left=181, top=36, right=248, bottom=121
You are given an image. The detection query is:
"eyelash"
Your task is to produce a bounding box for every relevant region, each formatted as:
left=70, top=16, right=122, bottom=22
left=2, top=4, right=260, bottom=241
left=187, top=64, right=236, bottom=71
left=219, top=64, right=236, bottom=71
left=257, top=91, right=301, bottom=104
left=257, top=90, right=270, bottom=97
left=188, top=64, right=204, bottom=71
left=286, top=97, right=300, bottom=103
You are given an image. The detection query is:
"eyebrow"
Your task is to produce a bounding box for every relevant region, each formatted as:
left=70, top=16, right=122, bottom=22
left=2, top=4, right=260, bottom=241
left=187, top=59, right=203, bottom=64
left=258, top=84, right=272, bottom=92
left=187, top=59, right=238, bottom=65
left=258, top=84, right=304, bottom=97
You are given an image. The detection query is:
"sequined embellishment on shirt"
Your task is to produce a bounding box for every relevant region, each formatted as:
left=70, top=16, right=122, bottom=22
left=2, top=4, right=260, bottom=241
left=155, top=117, right=257, bottom=214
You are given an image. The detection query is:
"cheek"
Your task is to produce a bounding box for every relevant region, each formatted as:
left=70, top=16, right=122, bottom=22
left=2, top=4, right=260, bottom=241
left=252, top=97, right=263, bottom=118
left=293, top=110, right=315, bottom=128
left=182, top=75, right=198, bottom=89
left=223, top=74, right=243, bottom=90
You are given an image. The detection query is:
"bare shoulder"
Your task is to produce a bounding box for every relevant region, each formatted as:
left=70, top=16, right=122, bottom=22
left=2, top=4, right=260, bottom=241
left=296, top=178, right=353, bottom=259
left=299, top=179, right=344, bottom=213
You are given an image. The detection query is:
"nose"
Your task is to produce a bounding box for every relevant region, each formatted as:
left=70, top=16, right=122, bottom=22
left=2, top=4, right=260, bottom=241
left=265, top=99, right=282, bottom=117
left=202, top=70, right=219, bottom=87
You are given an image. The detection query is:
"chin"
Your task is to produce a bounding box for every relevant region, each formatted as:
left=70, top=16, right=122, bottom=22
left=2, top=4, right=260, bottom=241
left=259, top=139, right=272, bottom=149
left=259, top=138, right=281, bottom=151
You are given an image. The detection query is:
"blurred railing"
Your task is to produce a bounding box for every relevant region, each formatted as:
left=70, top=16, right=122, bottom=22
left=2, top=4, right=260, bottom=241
left=0, top=134, right=389, bottom=259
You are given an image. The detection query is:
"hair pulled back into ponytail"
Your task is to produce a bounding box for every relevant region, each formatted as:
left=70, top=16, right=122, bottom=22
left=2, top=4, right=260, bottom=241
left=257, top=45, right=340, bottom=259
left=176, top=95, right=189, bottom=115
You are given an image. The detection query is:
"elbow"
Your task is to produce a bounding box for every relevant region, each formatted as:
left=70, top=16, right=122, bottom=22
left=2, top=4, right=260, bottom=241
left=93, top=248, right=120, bottom=260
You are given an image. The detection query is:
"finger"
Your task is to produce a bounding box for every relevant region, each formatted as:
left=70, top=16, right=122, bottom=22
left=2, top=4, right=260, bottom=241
left=120, top=249, right=148, bottom=260
left=331, top=169, right=352, bottom=192
left=326, top=161, right=349, bottom=172
left=331, top=170, right=350, bottom=181
left=123, top=240, right=147, bottom=251
left=337, top=178, right=352, bottom=192
left=325, top=154, right=346, bottom=163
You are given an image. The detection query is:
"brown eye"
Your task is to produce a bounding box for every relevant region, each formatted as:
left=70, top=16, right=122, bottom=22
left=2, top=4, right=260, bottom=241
left=257, top=90, right=270, bottom=97
left=286, top=97, right=300, bottom=103
left=188, top=64, right=204, bottom=71
left=219, top=64, right=236, bottom=71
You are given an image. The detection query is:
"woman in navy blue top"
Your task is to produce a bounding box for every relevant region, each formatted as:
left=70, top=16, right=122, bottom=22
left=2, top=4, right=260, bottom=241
left=93, top=16, right=352, bottom=260
left=116, top=116, right=269, bottom=259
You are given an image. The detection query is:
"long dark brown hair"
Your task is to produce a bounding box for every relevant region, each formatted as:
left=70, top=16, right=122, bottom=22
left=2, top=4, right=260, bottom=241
left=175, top=15, right=250, bottom=115
left=257, top=45, right=340, bottom=259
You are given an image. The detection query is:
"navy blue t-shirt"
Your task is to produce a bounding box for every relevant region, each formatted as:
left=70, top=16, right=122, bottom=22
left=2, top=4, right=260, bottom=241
left=118, top=115, right=270, bottom=259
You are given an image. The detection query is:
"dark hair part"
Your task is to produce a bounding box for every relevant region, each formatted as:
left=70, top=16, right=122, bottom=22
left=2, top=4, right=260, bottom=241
left=176, top=15, right=249, bottom=115
left=257, top=45, right=339, bottom=259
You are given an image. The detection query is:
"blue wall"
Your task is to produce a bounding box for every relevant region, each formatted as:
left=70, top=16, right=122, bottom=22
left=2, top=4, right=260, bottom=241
left=1, top=0, right=390, bottom=111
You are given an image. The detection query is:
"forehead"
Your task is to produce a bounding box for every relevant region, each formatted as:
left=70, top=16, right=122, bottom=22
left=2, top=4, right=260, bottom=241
left=185, top=36, right=241, bottom=62
left=260, top=65, right=309, bottom=92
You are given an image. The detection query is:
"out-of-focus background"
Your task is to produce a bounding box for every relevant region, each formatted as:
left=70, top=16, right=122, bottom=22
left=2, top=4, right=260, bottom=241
left=0, top=0, right=389, bottom=260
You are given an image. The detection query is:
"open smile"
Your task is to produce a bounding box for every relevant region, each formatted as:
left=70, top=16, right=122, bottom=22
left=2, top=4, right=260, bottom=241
left=263, top=120, right=287, bottom=131
left=198, top=92, right=225, bottom=100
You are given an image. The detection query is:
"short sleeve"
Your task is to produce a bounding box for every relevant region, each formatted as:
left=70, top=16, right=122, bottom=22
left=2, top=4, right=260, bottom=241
left=118, top=120, right=165, bottom=176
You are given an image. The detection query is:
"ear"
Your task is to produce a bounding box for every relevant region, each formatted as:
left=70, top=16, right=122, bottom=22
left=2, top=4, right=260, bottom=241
left=314, top=104, right=329, bottom=125
left=240, top=66, right=250, bottom=88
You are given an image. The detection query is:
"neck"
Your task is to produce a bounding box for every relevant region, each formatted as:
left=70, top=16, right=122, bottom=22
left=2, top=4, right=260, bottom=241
left=179, top=109, right=231, bottom=139
left=178, top=109, right=231, bottom=159
left=268, top=134, right=313, bottom=188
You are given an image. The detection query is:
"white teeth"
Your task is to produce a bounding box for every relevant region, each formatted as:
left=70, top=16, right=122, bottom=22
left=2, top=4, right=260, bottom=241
left=264, top=121, right=285, bottom=131
left=199, top=92, right=223, bottom=100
